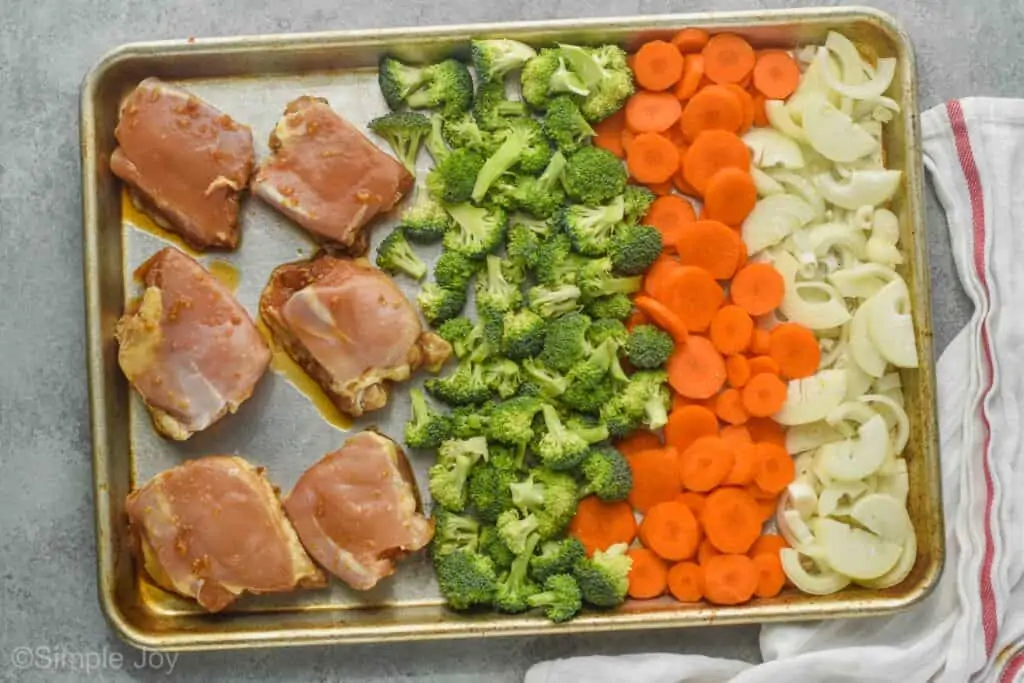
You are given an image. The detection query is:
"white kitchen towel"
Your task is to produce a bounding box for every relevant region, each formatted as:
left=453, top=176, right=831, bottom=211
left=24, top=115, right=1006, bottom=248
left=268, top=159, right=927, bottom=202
left=525, top=98, right=1024, bottom=683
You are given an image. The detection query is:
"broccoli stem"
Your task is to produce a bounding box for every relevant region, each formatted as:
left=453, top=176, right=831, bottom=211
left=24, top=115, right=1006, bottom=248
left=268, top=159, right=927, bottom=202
left=472, top=126, right=528, bottom=202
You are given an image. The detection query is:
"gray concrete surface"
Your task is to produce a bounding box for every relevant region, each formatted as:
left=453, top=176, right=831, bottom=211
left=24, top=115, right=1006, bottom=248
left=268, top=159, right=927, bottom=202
left=0, top=0, right=1004, bottom=680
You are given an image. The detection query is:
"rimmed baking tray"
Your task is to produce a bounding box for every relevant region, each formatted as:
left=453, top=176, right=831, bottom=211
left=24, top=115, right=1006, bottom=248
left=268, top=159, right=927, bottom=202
left=80, top=6, right=942, bottom=651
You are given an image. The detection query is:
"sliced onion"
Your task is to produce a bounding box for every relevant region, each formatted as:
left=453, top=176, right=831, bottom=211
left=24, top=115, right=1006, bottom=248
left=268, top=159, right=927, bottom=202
left=875, top=458, right=909, bottom=506
left=786, top=420, right=845, bottom=455
left=780, top=548, right=851, bottom=595
left=774, top=369, right=848, bottom=426
left=818, top=331, right=847, bottom=369
left=806, top=222, right=867, bottom=258
left=860, top=393, right=910, bottom=455
left=751, top=166, right=785, bottom=196
left=850, top=295, right=888, bottom=377
left=824, top=31, right=867, bottom=86
left=787, top=480, right=819, bottom=519
left=743, top=128, right=806, bottom=169
left=802, top=95, right=879, bottom=163
left=817, top=413, right=890, bottom=481
left=766, top=100, right=807, bottom=141
left=873, top=372, right=902, bottom=393
left=836, top=352, right=875, bottom=400
left=856, top=523, right=916, bottom=589
left=741, top=194, right=816, bottom=254
left=769, top=170, right=826, bottom=219
left=829, top=263, right=899, bottom=299
left=812, top=517, right=902, bottom=580
left=781, top=281, right=851, bottom=330
left=867, top=278, right=919, bottom=368
left=819, top=45, right=897, bottom=101
left=851, top=493, right=913, bottom=543
left=814, top=169, right=902, bottom=210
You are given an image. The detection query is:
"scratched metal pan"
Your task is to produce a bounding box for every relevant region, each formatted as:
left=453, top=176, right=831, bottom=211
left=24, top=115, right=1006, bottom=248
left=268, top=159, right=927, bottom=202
left=80, top=6, right=942, bottom=651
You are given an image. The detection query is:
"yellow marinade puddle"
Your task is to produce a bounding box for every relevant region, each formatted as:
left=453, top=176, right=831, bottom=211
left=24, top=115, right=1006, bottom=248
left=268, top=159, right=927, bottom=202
left=206, top=259, right=240, bottom=292
left=120, top=188, right=201, bottom=257
left=255, top=317, right=352, bottom=431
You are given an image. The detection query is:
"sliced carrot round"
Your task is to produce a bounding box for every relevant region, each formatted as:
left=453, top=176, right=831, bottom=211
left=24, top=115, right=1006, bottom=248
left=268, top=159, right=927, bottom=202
left=753, top=552, right=786, bottom=598
left=679, top=436, right=735, bottom=492
left=746, top=416, right=786, bottom=447
left=747, top=355, right=780, bottom=377
left=679, top=84, right=744, bottom=141
left=674, top=220, right=741, bottom=279
left=724, top=84, right=756, bottom=134
left=644, top=254, right=682, bottom=301
left=640, top=500, right=702, bottom=561
left=667, top=561, right=704, bottom=602
left=683, top=130, right=751, bottom=195
left=665, top=404, right=718, bottom=453
left=635, top=295, right=689, bottom=343
left=725, top=353, right=752, bottom=388
left=715, top=387, right=750, bottom=426
left=710, top=305, right=754, bottom=355
left=723, top=438, right=758, bottom=484
left=752, top=50, right=801, bottom=100
left=615, top=430, right=662, bottom=457
left=731, top=263, right=785, bottom=316
left=667, top=335, right=726, bottom=399
left=634, top=40, right=685, bottom=92
left=644, top=195, right=696, bottom=249
left=748, top=327, right=772, bottom=355
left=754, top=442, right=796, bottom=494
left=666, top=266, right=724, bottom=332
left=568, top=496, right=638, bottom=556
left=627, top=447, right=682, bottom=513
left=769, top=322, right=821, bottom=379
left=627, top=547, right=670, bottom=599
left=676, top=490, right=708, bottom=518
left=749, top=534, right=789, bottom=559
left=702, top=553, right=759, bottom=605
left=627, top=132, right=681, bottom=184
left=697, top=537, right=721, bottom=565
left=673, top=54, right=705, bottom=101
left=741, top=372, right=788, bottom=417
left=702, top=33, right=756, bottom=85
left=701, top=487, right=762, bottom=554
left=671, top=28, right=710, bottom=54
left=593, top=109, right=627, bottom=158
left=704, top=167, right=757, bottom=226
left=625, top=91, right=683, bottom=133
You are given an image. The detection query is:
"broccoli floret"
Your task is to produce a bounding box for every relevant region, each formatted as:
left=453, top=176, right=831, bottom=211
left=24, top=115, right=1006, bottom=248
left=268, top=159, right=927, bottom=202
left=531, top=233, right=579, bottom=286
left=428, top=436, right=489, bottom=512
left=527, top=573, right=583, bottom=623
left=476, top=254, right=523, bottom=315
left=432, top=250, right=477, bottom=293
left=367, top=111, right=432, bottom=173
left=494, top=532, right=541, bottom=613
left=443, top=203, right=508, bottom=260
left=585, top=293, right=633, bottom=321
left=376, top=229, right=427, bottom=280
left=435, top=548, right=497, bottom=610
left=496, top=508, right=540, bottom=554
left=425, top=358, right=491, bottom=406
left=535, top=403, right=592, bottom=470
left=587, top=318, right=629, bottom=348
left=520, top=48, right=590, bottom=110
left=530, top=537, right=586, bottom=584
left=489, top=443, right=528, bottom=473
left=472, top=118, right=552, bottom=201
left=471, top=39, right=538, bottom=83
left=442, top=112, right=497, bottom=154
left=540, top=311, right=592, bottom=373
left=449, top=404, right=490, bottom=439
left=559, top=196, right=625, bottom=257
left=579, top=257, right=643, bottom=301
left=528, top=283, right=582, bottom=318
left=520, top=358, right=569, bottom=399
left=502, top=151, right=567, bottom=219
left=600, top=370, right=670, bottom=433
left=542, top=96, right=595, bottom=153
left=431, top=507, right=481, bottom=558
left=579, top=445, right=633, bottom=501
left=406, top=59, right=474, bottom=116
left=427, top=148, right=485, bottom=204
left=623, top=185, right=656, bottom=225
left=574, top=542, right=632, bottom=607
left=405, top=387, right=453, bottom=449
left=506, top=223, right=543, bottom=272
left=468, top=460, right=517, bottom=523
left=378, top=57, right=431, bottom=110
left=563, top=146, right=627, bottom=206
left=486, top=396, right=545, bottom=445
left=479, top=525, right=516, bottom=570
left=625, top=324, right=674, bottom=369
left=478, top=307, right=506, bottom=352
left=437, top=316, right=474, bottom=349
left=482, top=358, right=522, bottom=399
left=561, top=339, right=624, bottom=413
left=502, top=309, right=546, bottom=360
left=473, top=80, right=529, bottom=131
left=609, top=223, right=662, bottom=276
left=417, top=282, right=467, bottom=324
left=509, top=468, right=579, bottom=538
left=577, top=45, right=635, bottom=122
left=400, top=190, right=452, bottom=244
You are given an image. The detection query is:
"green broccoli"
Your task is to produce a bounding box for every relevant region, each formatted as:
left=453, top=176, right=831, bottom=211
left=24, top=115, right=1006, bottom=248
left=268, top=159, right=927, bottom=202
left=587, top=318, right=629, bottom=348
left=482, top=358, right=522, bottom=399
left=560, top=339, right=624, bottom=413
left=528, top=283, right=582, bottom=319
left=376, top=229, right=427, bottom=280
left=417, top=282, right=467, bottom=324
left=443, top=203, right=508, bottom=260
left=478, top=307, right=506, bottom=353
left=584, top=293, right=633, bottom=321
left=427, top=148, right=485, bottom=204
left=625, top=325, right=674, bottom=369
left=559, top=196, right=625, bottom=257
left=494, top=532, right=541, bottom=613
left=431, top=507, right=480, bottom=558
left=578, top=445, right=633, bottom=501
left=563, top=146, right=627, bottom=206
left=520, top=358, right=569, bottom=399
left=502, top=309, right=546, bottom=360
left=531, top=233, right=580, bottom=286
left=405, top=387, right=453, bottom=449
left=433, top=250, right=478, bottom=292
left=428, top=436, right=489, bottom=512
left=496, top=508, right=540, bottom=554
left=511, top=213, right=555, bottom=240
left=530, top=537, right=586, bottom=584
left=509, top=468, right=579, bottom=538
left=435, top=548, right=497, bottom=610
left=471, top=39, right=538, bottom=83
left=442, top=112, right=497, bottom=154
left=406, top=59, right=474, bottom=116
left=488, top=443, right=528, bottom=473
left=476, top=254, right=523, bottom=315
left=527, top=573, right=583, bottom=623
left=601, top=370, right=671, bottom=434
left=479, top=524, right=516, bottom=570
left=609, top=223, right=663, bottom=276
left=540, top=311, right=592, bottom=372
left=438, top=316, right=494, bottom=361
left=623, top=185, right=656, bottom=225
left=506, top=224, right=542, bottom=273
left=437, top=316, right=474, bottom=349
left=400, top=190, right=452, bottom=244
left=520, top=48, right=590, bottom=110
left=449, top=404, right=491, bottom=439
left=576, top=45, right=635, bottom=122
left=495, top=151, right=567, bottom=219
left=473, top=80, right=529, bottom=131
left=574, top=542, right=632, bottom=607
left=579, top=257, right=643, bottom=301
left=367, top=111, right=432, bottom=173
left=542, top=96, right=595, bottom=153
left=425, top=358, right=491, bottom=406
left=534, top=403, right=593, bottom=470
left=472, top=118, right=552, bottom=201
left=486, top=396, right=545, bottom=445
left=378, top=57, right=431, bottom=110
left=468, top=460, right=517, bottom=523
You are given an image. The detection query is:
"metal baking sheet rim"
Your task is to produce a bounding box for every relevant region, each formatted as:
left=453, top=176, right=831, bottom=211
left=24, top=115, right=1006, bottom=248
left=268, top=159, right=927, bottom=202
left=80, top=6, right=944, bottom=651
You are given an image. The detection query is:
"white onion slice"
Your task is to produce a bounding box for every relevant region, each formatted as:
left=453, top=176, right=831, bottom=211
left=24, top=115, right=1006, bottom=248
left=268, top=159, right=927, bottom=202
left=802, top=95, right=879, bottom=163
left=805, top=222, right=867, bottom=258
left=766, top=100, right=808, bottom=141
left=817, top=414, right=890, bottom=481
left=741, top=194, right=816, bottom=254
left=868, top=278, right=919, bottom=368
left=818, top=45, right=897, bottom=101
left=770, top=170, right=826, bottom=219
left=850, top=295, right=888, bottom=377
left=829, top=263, right=899, bottom=299
left=743, top=128, right=806, bottom=169
left=781, top=281, right=851, bottom=330
left=751, top=166, right=785, bottom=196
left=814, top=170, right=902, bottom=210
left=860, top=393, right=910, bottom=455
left=781, top=548, right=851, bottom=595
left=774, top=370, right=848, bottom=426
left=787, top=420, right=845, bottom=455
left=812, top=517, right=902, bottom=581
